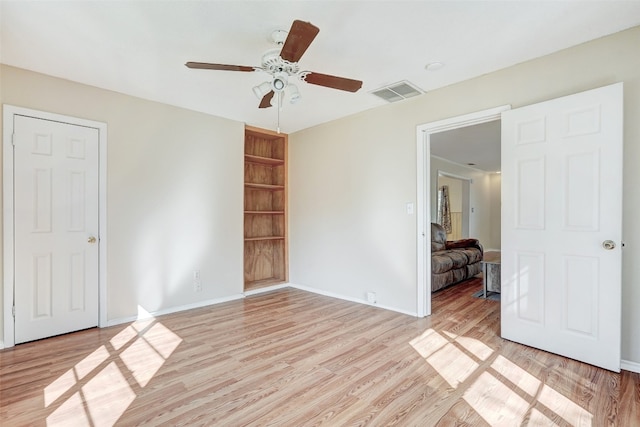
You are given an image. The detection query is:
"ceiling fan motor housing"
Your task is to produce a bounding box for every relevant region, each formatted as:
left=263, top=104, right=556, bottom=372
left=262, top=49, right=300, bottom=76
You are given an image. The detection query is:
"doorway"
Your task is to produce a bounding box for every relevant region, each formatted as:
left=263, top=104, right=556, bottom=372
left=2, top=105, right=108, bottom=348
left=415, top=106, right=510, bottom=317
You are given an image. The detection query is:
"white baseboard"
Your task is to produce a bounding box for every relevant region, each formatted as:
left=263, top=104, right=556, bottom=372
left=105, top=284, right=292, bottom=328
left=104, top=282, right=416, bottom=330
left=621, top=359, right=640, bottom=373
left=243, top=283, right=290, bottom=296
left=106, top=293, right=245, bottom=327
left=289, top=283, right=418, bottom=317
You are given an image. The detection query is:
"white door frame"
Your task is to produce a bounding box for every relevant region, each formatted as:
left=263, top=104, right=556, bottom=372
left=416, top=105, right=510, bottom=317
left=2, top=105, right=108, bottom=348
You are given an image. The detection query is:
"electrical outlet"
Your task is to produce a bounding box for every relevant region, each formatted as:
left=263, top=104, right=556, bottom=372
left=193, top=270, right=202, bottom=292
left=366, top=291, right=377, bottom=304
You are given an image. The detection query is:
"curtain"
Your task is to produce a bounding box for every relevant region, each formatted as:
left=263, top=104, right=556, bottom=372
left=437, top=185, right=452, bottom=233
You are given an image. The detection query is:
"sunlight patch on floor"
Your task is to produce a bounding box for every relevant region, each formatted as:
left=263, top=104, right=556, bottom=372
left=528, top=408, right=557, bottom=425
left=46, top=392, right=91, bottom=426
left=120, top=337, right=167, bottom=387
left=410, top=329, right=480, bottom=388
left=427, top=343, right=479, bottom=388
left=44, top=369, right=77, bottom=408
left=110, top=325, right=137, bottom=351
left=538, top=384, right=593, bottom=426
left=464, top=371, right=531, bottom=424
left=456, top=336, right=493, bottom=361
left=491, top=355, right=541, bottom=397
left=44, top=345, right=109, bottom=406
left=44, top=312, right=183, bottom=426
left=409, top=329, right=448, bottom=359
left=75, top=345, right=110, bottom=380
left=410, top=329, right=594, bottom=425
left=82, top=362, right=136, bottom=426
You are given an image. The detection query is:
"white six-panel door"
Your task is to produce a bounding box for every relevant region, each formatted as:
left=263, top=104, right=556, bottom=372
left=501, top=83, right=623, bottom=372
left=13, top=115, right=99, bottom=344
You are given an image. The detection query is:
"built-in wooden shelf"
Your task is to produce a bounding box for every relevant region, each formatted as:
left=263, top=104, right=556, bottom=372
left=244, top=277, right=287, bottom=291
left=244, top=154, right=285, bottom=166
left=245, top=183, right=285, bottom=191
left=244, top=211, right=285, bottom=215
left=243, top=126, right=288, bottom=291
left=244, top=236, right=285, bottom=242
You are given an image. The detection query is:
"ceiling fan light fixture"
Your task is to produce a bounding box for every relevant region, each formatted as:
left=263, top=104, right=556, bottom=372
left=252, top=81, right=272, bottom=99
left=271, top=72, right=288, bottom=92
left=288, top=84, right=301, bottom=104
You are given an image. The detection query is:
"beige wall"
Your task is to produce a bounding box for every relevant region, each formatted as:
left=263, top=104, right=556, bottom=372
left=0, top=65, right=245, bottom=345
left=289, top=26, right=640, bottom=365
left=431, top=157, right=493, bottom=245
left=437, top=175, right=462, bottom=212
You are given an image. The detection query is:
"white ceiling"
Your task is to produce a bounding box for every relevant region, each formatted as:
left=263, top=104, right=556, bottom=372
left=431, top=120, right=501, bottom=172
left=2, top=1, right=640, bottom=134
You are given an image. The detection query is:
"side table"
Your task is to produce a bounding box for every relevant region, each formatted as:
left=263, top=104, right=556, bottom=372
left=482, top=251, right=501, bottom=298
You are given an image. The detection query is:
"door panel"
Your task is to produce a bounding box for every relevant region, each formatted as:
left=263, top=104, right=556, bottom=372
left=13, top=115, right=99, bottom=344
left=514, top=251, right=545, bottom=324
left=515, top=157, right=545, bottom=229
left=501, top=83, right=622, bottom=372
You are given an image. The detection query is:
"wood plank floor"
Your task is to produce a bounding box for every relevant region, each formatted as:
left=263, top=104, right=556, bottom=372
left=1, top=278, right=639, bottom=426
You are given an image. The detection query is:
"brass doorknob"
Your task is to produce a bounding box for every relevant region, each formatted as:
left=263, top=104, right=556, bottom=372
left=602, top=240, right=616, bottom=250
left=88, top=236, right=97, bottom=244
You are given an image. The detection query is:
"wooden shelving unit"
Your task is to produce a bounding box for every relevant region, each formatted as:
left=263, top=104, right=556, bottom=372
left=243, top=126, right=288, bottom=291
left=244, top=183, right=285, bottom=191
left=244, top=154, right=285, bottom=166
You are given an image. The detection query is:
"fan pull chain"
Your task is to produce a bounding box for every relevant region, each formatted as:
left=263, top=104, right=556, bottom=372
left=277, top=91, right=281, bottom=134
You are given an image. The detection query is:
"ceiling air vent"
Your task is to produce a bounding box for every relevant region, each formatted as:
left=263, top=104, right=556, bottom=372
left=370, top=81, right=423, bottom=103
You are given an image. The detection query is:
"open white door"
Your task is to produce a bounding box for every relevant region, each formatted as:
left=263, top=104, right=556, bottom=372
left=501, top=83, right=623, bottom=372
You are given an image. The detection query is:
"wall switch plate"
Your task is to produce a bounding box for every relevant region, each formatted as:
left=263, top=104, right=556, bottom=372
left=406, top=202, right=414, bottom=215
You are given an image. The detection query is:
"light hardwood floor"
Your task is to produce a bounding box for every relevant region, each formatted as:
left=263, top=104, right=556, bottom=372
left=1, top=278, right=639, bottom=426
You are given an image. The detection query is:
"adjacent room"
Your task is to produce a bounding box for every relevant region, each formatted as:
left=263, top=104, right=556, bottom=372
left=1, top=1, right=640, bottom=425
left=429, top=120, right=502, bottom=300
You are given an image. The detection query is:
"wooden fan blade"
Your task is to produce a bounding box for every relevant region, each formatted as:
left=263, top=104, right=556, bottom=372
left=185, top=62, right=255, bottom=72
left=259, top=91, right=275, bottom=108
left=279, top=20, right=319, bottom=63
left=303, top=72, right=363, bottom=92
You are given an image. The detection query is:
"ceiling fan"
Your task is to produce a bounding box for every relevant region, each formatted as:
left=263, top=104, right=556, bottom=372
left=185, top=20, right=363, bottom=109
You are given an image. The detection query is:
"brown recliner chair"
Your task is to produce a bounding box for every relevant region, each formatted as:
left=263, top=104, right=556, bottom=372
left=431, top=223, right=483, bottom=292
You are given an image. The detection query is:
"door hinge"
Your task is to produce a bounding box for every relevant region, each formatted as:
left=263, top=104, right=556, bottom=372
left=12, top=305, right=15, bottom=318
left=11, top=133, right=16, bottom=146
